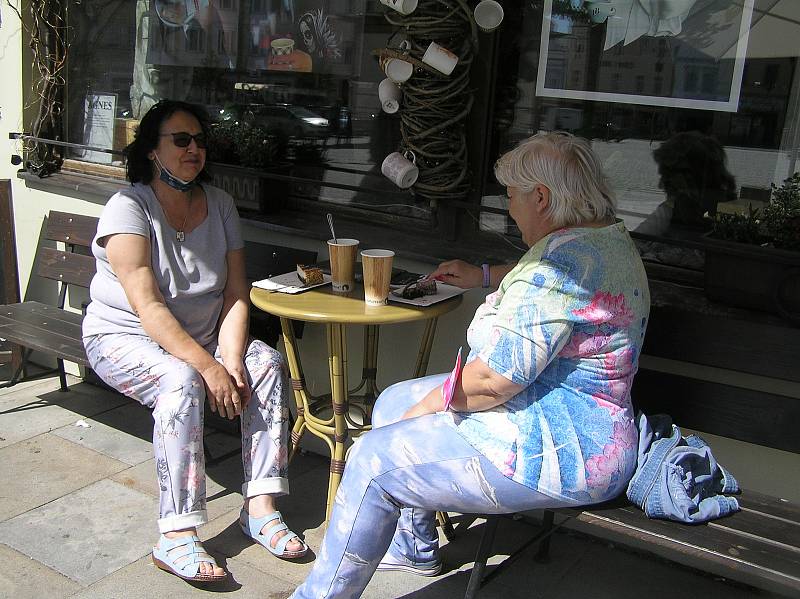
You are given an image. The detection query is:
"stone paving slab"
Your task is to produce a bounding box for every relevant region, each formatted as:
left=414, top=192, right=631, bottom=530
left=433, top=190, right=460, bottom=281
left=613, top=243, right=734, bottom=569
left=52, top=402, right=153, bottom=466
left=0, top=434, right=128, bottom=521
left=0, top=542, right=82, bottom=599
left=72, top=555, right=293, bottom=599
left=69, top=552, right=296, bottom=599
left=0, top=380, right=126, bottom=449
left=0, top=478, right=156, bottom=586
left=110, top=458, right=159, bottom=498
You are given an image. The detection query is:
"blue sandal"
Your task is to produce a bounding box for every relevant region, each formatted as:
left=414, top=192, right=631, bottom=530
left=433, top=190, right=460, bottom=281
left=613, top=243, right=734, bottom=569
left=151, top=534, right=227, bottom=583
left=239, top=508, right=309, bottom=559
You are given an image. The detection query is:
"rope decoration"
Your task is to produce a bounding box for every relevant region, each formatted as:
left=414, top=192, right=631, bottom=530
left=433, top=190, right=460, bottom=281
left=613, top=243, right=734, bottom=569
left=6, top=0, right=68, bottom=177
left=377, top=0, right=478, bottom=205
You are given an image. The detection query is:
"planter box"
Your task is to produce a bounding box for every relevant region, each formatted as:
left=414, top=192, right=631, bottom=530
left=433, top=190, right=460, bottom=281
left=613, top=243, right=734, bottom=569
left=703, top=233, right=800, bottom=324
left=206, top=162, right=292, bottom=214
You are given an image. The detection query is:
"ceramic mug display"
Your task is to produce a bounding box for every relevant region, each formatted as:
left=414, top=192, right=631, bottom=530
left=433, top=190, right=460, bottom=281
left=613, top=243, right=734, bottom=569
left=381, top=151, right=419, bottom=189
left=473, top=0, right=504, bottom=33
left=586, top=1, right=616, bottom=23
left=378, top=78, right=402, bottom=114
left=422, top=42, right=458, bottom=76
left=382, top=57, right=414, bottom=83
left=379, top=0, right=418, bottom=16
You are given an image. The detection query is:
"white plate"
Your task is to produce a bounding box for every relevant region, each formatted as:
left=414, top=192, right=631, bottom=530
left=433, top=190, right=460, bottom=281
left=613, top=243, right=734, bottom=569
left=389, top=281, right=467, bottom=306
left=252, top=271, right=332, bottom=294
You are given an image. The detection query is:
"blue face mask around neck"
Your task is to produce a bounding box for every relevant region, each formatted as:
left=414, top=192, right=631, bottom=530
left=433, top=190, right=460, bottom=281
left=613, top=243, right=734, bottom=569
left=153, top=152, right=196, bottom=192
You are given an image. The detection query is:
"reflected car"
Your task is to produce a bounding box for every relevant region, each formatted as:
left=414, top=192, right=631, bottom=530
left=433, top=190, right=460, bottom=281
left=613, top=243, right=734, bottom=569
left=216, top=104, right=330, bottom=140
left=258, top=104, right=330, bottom=139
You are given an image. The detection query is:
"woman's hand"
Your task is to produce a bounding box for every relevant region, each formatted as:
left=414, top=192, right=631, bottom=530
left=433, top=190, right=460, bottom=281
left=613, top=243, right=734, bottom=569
left=225, top=360, right=252, bottom=408
left=200, top=361, right=242, bottom=419
left=401, top=386, right=442, bottom=420
left=426, top=260, right=483, bottom=289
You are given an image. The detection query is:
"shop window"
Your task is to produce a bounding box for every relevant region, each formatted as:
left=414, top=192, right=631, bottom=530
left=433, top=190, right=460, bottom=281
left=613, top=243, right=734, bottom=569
left=481, top=1, right=800, bottom=272
left=61, top=1, right=429, bottom=229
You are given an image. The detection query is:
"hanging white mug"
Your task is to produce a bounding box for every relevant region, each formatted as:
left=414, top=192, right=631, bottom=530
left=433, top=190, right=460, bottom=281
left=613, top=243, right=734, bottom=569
left=379, top=0, right=419, bottom=16
left=379, top=40, right=413, bottom=82
left=422, top=42, right=458, bottom=76
left=586, top=1, right=616, bottom=24
left=382, top=151, right=419, bottom=189
left=378, top=78, right=402, bottom=114
left=474, top=1, right=504, bottom=33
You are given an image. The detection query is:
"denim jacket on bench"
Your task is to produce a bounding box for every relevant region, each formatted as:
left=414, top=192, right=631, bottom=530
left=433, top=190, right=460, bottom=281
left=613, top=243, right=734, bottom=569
left=626, top=412, right=740, bottom=523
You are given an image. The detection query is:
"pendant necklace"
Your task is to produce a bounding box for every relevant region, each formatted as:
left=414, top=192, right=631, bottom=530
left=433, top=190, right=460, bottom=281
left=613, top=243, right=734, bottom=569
left=175, top=189, right=193, bottom=242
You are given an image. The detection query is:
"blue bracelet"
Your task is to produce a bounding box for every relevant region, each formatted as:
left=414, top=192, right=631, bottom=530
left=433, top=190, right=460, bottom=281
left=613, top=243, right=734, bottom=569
left=481, top=263, right=491, bottom=288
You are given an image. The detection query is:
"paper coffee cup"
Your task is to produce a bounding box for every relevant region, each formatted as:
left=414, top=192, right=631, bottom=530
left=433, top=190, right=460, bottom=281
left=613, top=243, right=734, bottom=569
left=422, top=42, right=458, bottom=76
left=271, top=38, right=295, bottom=55
left=379, top=0, right=418, bottom=16
left=382, top=151, right=419, bottom=189
left=361, top=249, right=395, bottom=306
left=383, top=57, right=414, bottom=83
left=328, top=238, right=359, bottom=293
left=474, top=1, right=504, bottom=33
left=378, top=78, right=402, bottom=114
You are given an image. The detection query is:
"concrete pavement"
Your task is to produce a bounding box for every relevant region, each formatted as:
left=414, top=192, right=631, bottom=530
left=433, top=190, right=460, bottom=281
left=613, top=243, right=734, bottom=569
left=0, top=374, right=778, bottom=599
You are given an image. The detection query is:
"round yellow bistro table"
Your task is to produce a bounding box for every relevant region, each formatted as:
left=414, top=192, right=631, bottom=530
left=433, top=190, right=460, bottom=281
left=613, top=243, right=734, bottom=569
left=250, top=283, right=462, bottom=521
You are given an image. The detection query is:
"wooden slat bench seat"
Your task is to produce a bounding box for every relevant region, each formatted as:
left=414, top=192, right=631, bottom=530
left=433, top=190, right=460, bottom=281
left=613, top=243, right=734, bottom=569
left=0, top=211, right=97, bottom=390
left=0, top=301, right=87, bottom=366
left=466, top=487, right=800, bottom=598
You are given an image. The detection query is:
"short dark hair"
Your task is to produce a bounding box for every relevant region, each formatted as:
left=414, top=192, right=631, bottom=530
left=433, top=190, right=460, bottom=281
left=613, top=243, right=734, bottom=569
left=124, top=100, right=211, bottom=184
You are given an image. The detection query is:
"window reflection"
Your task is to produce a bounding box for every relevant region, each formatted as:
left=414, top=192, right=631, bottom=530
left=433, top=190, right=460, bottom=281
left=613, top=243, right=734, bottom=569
left=482, top=0, right=800, bottom=270
left=66, top=1, right=421, bottom=221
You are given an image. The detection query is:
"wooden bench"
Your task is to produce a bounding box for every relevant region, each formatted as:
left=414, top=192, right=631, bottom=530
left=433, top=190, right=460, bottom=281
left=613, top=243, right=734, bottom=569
left=464, top=280, right=800, bottom=598
left=0, top=211, right=96, bottom=391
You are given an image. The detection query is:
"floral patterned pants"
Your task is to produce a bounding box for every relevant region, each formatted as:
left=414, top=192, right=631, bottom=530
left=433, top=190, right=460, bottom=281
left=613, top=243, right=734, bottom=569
left=84, top=333, right=290, bottom=533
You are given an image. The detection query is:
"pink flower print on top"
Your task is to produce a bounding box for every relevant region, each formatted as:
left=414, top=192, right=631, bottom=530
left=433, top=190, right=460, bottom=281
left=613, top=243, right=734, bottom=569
left=501, top=451, right=516, bottom=477
left=572, top=291, right=634, bottom=328
left=559, top=331, right=614, bottom=358
left=585, top=420, right=636, bottom=489
left=598, top=347, right=636, bottom=402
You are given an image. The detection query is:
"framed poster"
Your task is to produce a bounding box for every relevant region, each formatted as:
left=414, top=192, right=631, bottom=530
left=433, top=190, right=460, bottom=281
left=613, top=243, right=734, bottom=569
left=82, top=93, right=117, bottom=164
left=536, top=0, right=755, bottom=112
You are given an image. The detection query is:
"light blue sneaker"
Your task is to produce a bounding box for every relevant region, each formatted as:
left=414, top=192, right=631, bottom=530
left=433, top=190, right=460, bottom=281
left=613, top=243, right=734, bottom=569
left=376, top=552, right=442, bottom=577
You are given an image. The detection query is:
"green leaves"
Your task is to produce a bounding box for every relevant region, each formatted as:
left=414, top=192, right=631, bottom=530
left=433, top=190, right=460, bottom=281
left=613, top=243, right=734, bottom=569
left=764, top=173, right=800, bottom=251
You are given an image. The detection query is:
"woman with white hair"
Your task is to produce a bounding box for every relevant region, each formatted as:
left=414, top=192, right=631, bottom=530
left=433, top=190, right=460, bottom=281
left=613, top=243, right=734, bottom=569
left=290, top=132, right=650, bottom=599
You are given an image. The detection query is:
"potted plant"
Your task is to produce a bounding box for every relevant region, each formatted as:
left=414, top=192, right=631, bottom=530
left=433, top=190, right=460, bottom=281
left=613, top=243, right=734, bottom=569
left=205, top=118, right=292, bottom=214
left=704, top=173, right=800, bottom=324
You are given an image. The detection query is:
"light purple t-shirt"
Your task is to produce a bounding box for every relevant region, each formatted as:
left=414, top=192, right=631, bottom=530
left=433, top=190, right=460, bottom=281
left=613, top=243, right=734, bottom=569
left=82, top=182, right=244, bottom=347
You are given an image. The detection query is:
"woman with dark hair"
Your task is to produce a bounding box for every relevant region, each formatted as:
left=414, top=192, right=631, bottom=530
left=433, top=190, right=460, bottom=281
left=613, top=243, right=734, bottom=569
left=82, top=100, right=307, bottom=584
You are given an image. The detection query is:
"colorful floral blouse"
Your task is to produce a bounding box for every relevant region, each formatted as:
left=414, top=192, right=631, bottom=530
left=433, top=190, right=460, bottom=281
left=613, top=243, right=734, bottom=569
left=454, top=221, right=650, bottom=504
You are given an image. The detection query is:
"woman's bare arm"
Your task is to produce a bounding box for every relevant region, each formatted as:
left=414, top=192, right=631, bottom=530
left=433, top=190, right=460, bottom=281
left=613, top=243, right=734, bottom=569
left=402, top=357, right=524, bottom=419
left=105, top=233, right=242, bottom=418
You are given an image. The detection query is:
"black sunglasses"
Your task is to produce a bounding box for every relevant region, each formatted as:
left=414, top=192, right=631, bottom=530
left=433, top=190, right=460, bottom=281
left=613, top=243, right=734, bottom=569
left=160, top=131, right=207, bottom=149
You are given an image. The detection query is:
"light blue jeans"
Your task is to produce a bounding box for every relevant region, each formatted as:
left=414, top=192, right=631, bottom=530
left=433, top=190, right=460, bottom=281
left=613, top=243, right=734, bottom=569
left=291, top=373, right=568, bottom=599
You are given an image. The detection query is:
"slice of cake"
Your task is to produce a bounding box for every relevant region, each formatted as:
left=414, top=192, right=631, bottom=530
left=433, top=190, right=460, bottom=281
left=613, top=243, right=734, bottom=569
left=401, top=279, right=437, bottom=299
left=297, top=264, right=324, bottom=286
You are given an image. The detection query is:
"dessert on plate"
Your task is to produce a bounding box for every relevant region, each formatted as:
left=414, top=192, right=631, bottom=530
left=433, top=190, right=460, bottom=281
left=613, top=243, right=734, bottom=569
left=297, top=264, right=324, bottom=286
